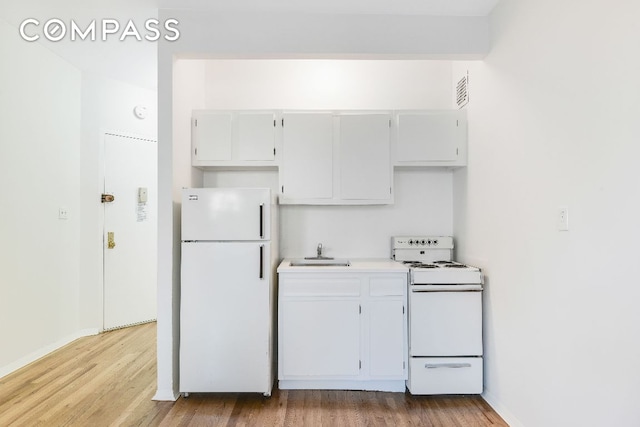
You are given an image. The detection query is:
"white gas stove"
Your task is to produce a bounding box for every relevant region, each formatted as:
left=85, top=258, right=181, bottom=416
left=391, top=236, right=484, bottom=395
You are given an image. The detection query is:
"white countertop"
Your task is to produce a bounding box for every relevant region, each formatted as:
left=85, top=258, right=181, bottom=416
left=277, top=258, right=409, bottom=274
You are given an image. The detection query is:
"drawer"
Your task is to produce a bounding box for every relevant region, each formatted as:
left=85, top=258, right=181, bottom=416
left=407, top=357, right=483, bottom=395
left=369, top=276, right=406, bottom=296
left=280, top=278, right=361, bottom=297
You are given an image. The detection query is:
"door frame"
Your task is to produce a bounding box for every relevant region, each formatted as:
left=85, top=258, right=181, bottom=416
left=99, top=130, right=158, bottom=331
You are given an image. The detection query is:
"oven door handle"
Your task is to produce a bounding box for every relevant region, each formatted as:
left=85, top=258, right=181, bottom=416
left=425, top=363, right=472, bottom=369
left=411, top=284, right=482, bottom=292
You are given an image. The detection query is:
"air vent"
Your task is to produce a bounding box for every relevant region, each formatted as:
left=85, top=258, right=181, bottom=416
left=456, top=71, right=469, bottom=109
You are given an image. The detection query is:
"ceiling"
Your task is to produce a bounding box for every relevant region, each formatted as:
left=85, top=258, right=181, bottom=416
left=157, top=0, right=499, bottom=16
left=1, top=0, right=498, bottom=90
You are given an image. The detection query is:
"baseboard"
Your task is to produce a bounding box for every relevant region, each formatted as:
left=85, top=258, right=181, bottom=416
left=279, top=379, right=406, bottom=392
left=79, top=328, right=101, bottom=337
left=482, top=389, right=525, bottom=427
left=152, top=388, right=180, bottom=401
left=0, top=328, right=100, bottom=380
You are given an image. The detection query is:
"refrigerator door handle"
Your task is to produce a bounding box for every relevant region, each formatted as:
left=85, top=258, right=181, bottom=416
left=259, top=245, right=264, bottom=279
left=259, top=204, right=264, bottom=239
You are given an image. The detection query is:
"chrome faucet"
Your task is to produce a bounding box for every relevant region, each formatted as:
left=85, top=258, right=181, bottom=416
left=304, top=243, right=334, bottom=260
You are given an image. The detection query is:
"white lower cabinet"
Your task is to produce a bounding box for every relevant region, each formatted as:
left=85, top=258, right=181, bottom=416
left=280, top=299, right=361, bottom=377
left=369, top=299, right=406, bottom=378
left=278, top=272, right=407, bottom=392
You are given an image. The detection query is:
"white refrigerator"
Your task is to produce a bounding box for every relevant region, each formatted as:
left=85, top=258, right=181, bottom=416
left=179, top=188, right=278, bottom=396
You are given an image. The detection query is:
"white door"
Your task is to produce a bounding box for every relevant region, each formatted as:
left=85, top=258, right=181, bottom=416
left=180, top=241, right=271, bottom=393
left=103, top=133, right=157, bottom=330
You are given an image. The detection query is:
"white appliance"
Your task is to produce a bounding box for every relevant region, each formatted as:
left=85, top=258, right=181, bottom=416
left=391, top=236, right=483, bottom=395
left=180, top=188, right=278, bottom=397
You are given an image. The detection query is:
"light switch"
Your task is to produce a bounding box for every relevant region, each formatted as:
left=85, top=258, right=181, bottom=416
left=58, top=207, right=69, bottom=220
left=558, top=207, right=569, bottom=231
left=138, top=187, right=148, bottom=203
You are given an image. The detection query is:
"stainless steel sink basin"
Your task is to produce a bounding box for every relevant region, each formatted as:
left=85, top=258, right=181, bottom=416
left=289, top=259, right=351, bottom=267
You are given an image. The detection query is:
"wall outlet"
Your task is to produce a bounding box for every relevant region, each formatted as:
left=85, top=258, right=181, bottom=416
left=58, top=207, right=69, bottom=220
left=558, top=207, right=569, bottom=231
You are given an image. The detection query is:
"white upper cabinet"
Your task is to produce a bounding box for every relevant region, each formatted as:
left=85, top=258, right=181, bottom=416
left=190, top=109, right=468, bottom=204
left=192, top=110, right=277, bottom=167
left=192, top=111, right=233, bottom=162
left=395, top=110, right=467, bottom=167
left=281, top=112, right=334, bottom=201
left=339, top=113, right=392, bottom=202
left=237, top=112, right=277, bottom=161
left=280, top=111, right=393, bottom=205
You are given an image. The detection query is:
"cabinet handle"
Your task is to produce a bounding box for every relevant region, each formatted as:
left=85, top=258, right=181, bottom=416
left=259, top=245, right=264, bottom=280
left=425, top=363, right=471, bottom=369
left=259, top=203, right=264, bottom=239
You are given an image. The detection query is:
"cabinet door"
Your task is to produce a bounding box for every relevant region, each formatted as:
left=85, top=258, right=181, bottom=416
left=396, top=112, right=464, bottom=162
left=192, top=112, right=232, bottom=161
left=281, top=113, right=333, bottom=200
left=237, top=112, right=276, bottom=161
left=369, top=299, right=406, bottom=378
left=280, top=299, right=360, bottom=377
left=339, top=114, right=391, bottom=201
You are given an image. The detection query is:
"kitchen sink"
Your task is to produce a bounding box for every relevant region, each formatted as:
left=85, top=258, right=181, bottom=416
left=289, top=259, right=351, bottom=267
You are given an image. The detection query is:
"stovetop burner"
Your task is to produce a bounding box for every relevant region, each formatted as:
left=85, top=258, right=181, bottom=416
left=403, top=260, right=473, bottom=270
left=403, top=261, right=438, bottom=269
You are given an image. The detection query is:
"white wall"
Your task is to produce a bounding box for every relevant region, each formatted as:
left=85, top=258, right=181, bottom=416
left=163, top=10, right=490, bottom=58
left=0, top=19, right=82, bottom=375
left=453, top=1, right=640, bottom=426
left=0, top=2, right=158, bottom=90
left=172, top=59, right=207, bottom=193
left=0, top=11, right=158, bottom=377
left=79, top=74, right=158, bottom=331
left=205, top=169, right=453, bottom=258
left=200, top=59, right=453, bottom=110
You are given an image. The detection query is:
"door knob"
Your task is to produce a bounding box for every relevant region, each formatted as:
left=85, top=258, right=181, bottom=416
left=107, top=232, right=116, bottom=249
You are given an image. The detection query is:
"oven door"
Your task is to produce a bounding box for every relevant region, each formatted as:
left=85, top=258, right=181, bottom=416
left=409, top=289, right=482, bottom=357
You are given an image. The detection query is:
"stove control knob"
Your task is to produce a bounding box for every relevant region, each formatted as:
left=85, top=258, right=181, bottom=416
left=420, top=239, right=426, bottom=245
left=427, top=239, right=432, bottom=245
left=408, top=239, right=414, bottom=245
left=433, top=239, right=438, bottom=245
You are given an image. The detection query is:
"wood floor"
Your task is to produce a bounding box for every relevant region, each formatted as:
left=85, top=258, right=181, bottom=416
left=0, top=323, right=508, bottom=426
